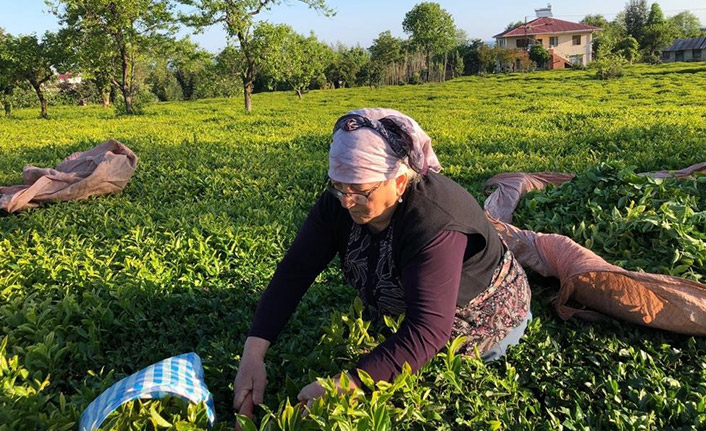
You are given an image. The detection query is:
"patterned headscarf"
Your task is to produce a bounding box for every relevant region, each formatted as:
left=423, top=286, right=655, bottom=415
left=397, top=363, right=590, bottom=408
left=328, top=108, right=442, bottom=184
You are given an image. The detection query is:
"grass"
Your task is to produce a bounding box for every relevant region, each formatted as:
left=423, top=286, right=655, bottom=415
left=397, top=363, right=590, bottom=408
left=1, top=62, right=706, bottom=430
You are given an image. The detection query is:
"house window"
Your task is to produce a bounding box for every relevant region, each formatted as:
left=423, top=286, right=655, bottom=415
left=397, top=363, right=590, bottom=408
left=694, top=49, right=702, bottom=60
left=549, top=36, right=558, bottom=47
left=569, top=55, right=584, bottom=66
left=516, top=38, right=529, bottom=48
left=662, top=51, right=671, bottom=60
left=572, top=35, right=581, bottom=45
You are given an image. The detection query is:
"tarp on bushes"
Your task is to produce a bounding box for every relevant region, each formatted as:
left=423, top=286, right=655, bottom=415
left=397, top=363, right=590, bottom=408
left=483, top=162, right=706, bottom=336
left=0, top=139, right=138, bottom=213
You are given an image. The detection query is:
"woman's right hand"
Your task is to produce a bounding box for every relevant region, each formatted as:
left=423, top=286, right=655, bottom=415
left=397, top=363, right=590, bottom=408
left=233, top=337, right=270, bottom=418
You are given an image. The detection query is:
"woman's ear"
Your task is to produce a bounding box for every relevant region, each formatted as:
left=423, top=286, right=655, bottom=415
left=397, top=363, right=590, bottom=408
left=395, top=173, right=408, bottom=197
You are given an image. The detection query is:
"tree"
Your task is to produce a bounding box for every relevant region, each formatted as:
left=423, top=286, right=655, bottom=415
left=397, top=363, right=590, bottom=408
left=581, top=14, right=609, bottom=29
left=179, top=0, right=332, bottom=112
left=505, top=20, right=525, bottom=31
left=4, top=33, right=63, bottom=118
left=529, top=44, right=551, bottom=69
left=669, top=11, right=702, bottom=39
left=623, top=0, right=649, bottom=42
left=402, top=2, right=457, bottom=82
left=615, top=36, right=640, bottom=63
left=369, top=31, right=404, bottom=66
left=259, top=24, right=331, bottom=98
left=0, top=30, right=21, bottom=117
left=169, top=38, right=213, bottom=100
left=325, top=46, right=369, bottom=88
left=357, top=60, right=385, bottom=89
left=642, top=3, right=677, bottom=56
left=448, top=49, right=464, bottom=79
left=461, top=39, right=495, bottom=75
left=50, top=0, right=177, bottom=114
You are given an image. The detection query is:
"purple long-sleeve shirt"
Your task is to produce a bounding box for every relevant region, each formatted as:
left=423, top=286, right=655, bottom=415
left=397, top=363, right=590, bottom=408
left=249, top=200, right=473, bottom=382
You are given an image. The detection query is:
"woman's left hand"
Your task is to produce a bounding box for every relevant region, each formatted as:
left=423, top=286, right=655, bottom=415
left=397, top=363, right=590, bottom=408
left=297, top=373, right=359, bottom=410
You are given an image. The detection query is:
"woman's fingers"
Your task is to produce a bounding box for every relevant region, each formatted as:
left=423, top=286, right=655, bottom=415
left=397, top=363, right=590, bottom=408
left=251, top=374, right=267, bottom=405
left=234, top=393, right=254, bottom=431
left=233, top=386, right=250, bottom=410
left=239, top=392, right=254, bottom=418
left=297, top=381, right=326, bottom=403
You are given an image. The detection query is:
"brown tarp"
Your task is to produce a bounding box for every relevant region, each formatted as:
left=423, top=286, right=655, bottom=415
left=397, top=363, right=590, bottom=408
left=0, top=139, right=138, bottom=213
left=483, top=163, right=706, bottom=336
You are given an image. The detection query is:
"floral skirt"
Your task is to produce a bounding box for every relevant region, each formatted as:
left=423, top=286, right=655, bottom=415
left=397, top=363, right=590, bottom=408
left=451, top=244, right=532, bottom=357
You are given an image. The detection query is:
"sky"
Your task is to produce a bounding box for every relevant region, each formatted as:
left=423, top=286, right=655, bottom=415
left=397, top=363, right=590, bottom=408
left=1, top=0, right=705, bottom=53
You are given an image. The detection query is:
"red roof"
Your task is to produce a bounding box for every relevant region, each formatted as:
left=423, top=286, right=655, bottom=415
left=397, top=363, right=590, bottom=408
left=494, top=17, right=601, bottom=38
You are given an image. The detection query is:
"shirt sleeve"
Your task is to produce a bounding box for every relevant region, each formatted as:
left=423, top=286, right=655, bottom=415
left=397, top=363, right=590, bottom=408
left=353, top=230, right=468, bottom=384
left=248, top=194, right=341, bottom=343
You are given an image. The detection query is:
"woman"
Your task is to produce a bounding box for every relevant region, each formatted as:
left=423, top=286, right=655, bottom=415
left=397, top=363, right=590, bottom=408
left=233, top=108, right=532, bottom=416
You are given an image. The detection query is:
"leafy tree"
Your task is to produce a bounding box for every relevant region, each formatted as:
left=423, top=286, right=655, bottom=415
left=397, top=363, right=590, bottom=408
left=369, top=31, right=404, bottom=66
left=615, top=36, right=640, bottom=63
left=529, top=44, right=551, bottom=68
left=646, top=2, right=665, bottom=26
left=3, top=32, right=64, bottom=118
left=57, top=21, right=115, bottom=108
left=588, top=15, right=628, bottom=60
left=461, top=39, right=495, bottom=75
left=448, top=49, right=464, bottom=79
left=0, top=30, right=21, bottom=117
left=402, top=2, right=456, bottom=82
left=169, top=38, right=213, bottom=100
left=581, top=14, right=609, bottom=29
left=259, top=25, right=331, bottom=98
left=357, top=60, right=385, bottom=89
left=623, top=0, right=649, bottom=43
left=49, top=0, right=177, bottom=114
left=179, top=0, right=332, bottom=112
left=641, top=3, right=677, bottom=56
left=325, top=46, right=369, bottom=88
left=145, top=53, right=182, bottom=101
left=668, top=11, right=703, bottom=39
left=505, top=20, right=525, bottom=31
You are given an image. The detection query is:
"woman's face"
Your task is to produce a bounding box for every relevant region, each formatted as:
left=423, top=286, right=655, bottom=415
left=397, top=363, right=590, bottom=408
left=331, top=175, right=407, bottom=225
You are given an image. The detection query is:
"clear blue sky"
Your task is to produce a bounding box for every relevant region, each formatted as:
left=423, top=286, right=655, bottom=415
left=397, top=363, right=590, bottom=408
left=1, top=0, right=705, bottom=52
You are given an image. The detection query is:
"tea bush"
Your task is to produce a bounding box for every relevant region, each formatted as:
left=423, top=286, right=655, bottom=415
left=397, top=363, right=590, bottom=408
left=1, top=62, right=705, bottom=430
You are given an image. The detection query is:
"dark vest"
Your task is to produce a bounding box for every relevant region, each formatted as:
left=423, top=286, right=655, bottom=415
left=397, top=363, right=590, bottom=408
left=320, top=171, right=504, bottom=306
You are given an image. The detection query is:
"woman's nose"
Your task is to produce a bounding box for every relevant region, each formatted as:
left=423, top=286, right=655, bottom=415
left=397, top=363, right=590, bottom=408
left=339, top=195, right=356, bottom=209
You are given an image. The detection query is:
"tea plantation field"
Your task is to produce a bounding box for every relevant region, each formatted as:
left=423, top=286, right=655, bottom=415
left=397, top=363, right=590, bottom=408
left=1, top=63, right=706, bottom=430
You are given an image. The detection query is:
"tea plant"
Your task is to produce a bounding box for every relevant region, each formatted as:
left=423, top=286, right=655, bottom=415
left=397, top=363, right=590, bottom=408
left=1, top=62, right=705, bottom=430
left=515, top=162, right=705, bottom=281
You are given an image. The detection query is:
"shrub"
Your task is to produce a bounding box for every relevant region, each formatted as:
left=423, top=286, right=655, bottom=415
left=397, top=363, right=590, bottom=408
left=592, top=55, right=627, bottom=80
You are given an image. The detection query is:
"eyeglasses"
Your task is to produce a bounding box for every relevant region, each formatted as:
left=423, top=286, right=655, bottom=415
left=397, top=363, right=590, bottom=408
left=327, top=181, right=383, bottom=205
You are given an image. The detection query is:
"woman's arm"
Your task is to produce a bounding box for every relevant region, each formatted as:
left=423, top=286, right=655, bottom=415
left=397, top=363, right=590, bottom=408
left=248, top=193, right=342, bottom=341
left=235, top=193, right=343, bottom=417
left=353, top=230, right=468, bottom=383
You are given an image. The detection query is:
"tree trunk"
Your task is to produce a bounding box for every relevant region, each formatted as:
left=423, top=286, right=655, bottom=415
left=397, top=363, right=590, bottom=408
left=119, top=44, right=134, bottom=114
left=102, top=89, right=110, bottom=108
left=295, top=88, right=303, bottom=99
left=30, top=81, right=48, bottom=118
left=426, top=51, right=431, bottom=82
left=243, top=79, right=252, bottom=113
left=1, top=89, right=11, bottom=117
left=443, top=52, right=448, bottom=82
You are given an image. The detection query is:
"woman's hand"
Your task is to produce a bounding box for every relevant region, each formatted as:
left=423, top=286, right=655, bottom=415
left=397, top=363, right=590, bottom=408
left=233, top=337, right=270, bottom=418
left=297, top=373, right=360, bottom=410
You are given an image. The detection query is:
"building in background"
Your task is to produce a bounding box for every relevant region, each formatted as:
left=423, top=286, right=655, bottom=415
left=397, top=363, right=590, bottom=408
left=661, top=37, right=706, bottom=63
left=494, top=5, right=600, bottom=70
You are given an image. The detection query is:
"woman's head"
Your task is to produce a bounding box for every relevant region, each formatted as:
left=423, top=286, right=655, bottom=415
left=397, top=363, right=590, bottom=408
left=327, top=108, right=440, bottom=226
left=328, top=108, right=440, bottom=184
